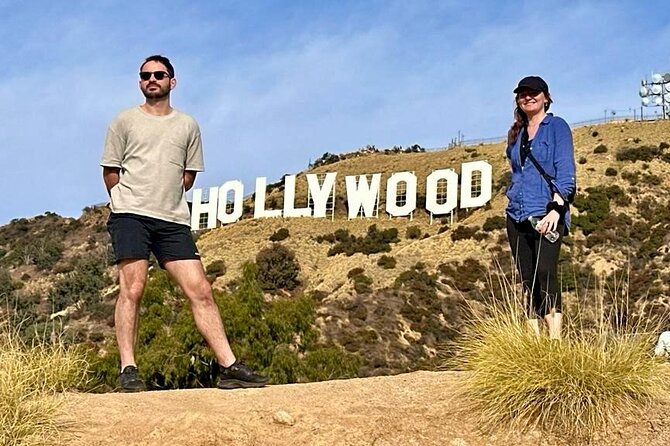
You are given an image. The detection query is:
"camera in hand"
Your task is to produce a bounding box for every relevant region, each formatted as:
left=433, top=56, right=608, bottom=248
left=528, top=216, right=560, bottom=243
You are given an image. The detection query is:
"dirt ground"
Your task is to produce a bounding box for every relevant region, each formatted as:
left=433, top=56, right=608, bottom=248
left=58, top=371, right=670, bottom=446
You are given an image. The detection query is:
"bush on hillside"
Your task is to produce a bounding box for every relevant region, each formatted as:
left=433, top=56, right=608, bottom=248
left=605, top=167, right=617, bottom=176
left=352, top=274, right=373, bottom=294
left=377, top=255, right=397, bottom=269
left=641, top=173, right=661, bottom=186
left=90, top=263, right=358, bottom=390
left=482, top=216, right=506, bottom=232
left=621, top=170, right=639, bottom=185
left=255, top=243, right=300, bottom=291
left=311, top=152, right=342, bottom=168
left=451, top=225, right=480, bottom=242
left=48, top=251, right=112, bottom=312
left=572, top=187, right=611, bottom=235
left=0, top=267, right=18, bottom=299
left=324, top=224, right=399, bottom=257
left=269, top=228, right=290, bottom=242
left=616, top=145, right=663, bottom=162
left=205, top=260, right=226, bottom=278
left=593, top=144, right=608, bottom=154
left=405, top=226, right=422, bottom=240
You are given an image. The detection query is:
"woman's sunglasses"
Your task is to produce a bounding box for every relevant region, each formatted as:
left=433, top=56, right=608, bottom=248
left=139, top=71, right=171, bottom=81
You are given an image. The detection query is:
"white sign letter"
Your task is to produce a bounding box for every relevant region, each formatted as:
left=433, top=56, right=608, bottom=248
left=217, top=180, right=244, bottom=224
left=345, top=174, right=381, bottom=219
left=254, top=177, right=282, bottom=218
left=190, top=187, right=219, bottom=230
left=283, top=175, right=311, bottom=218
left=307, top=172, right=337, bottom=218
left=385, top=172, right=417, bottom=217
left=460, top=161, right=492, bottom=208
left=426, top=169, right=459, bottom=215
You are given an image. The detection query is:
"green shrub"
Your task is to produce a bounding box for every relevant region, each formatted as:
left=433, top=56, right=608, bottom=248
left=578, top=157, right=587, bottom=165
left=325, top=224, right=399, bottom=256
left=483, top=216, right=506, bottom=232
left=48, top=251, right=112, bottom=312
left=299, top=347, right=360, bottom=382
left=255, top=243, right=300, bottom=291
left=347, top=267, right=365, bottom=279
left=311, top=152, right=342, bottom=168
left=269, top=228, right=290, bottom=242
left=593, top=144, right=608, bottom=154
left=0, top=267, right=17, bottom=299
left=205, top=260, right=226, bottom=277
left=394, top=264, right=437, bottom=299
left=451, top=225, right=480, bottom=242
left=572, top=187, right=611, bottom=235
left=616, top=145, right=663, bottom=162
left=406, top=226, right=422, bottom=240
left=377, top=255, right=397, bottom=269
left=604, top=167, right=617, bottom=176
left=621, top=171, right=639, bottom=185
left=641, top=173, right=661, bottom=186
left=352, top=274, right=373, bottom=294
left=8, top=238, right=65, bottom=271
left=91, top=262, right=358, bottom=389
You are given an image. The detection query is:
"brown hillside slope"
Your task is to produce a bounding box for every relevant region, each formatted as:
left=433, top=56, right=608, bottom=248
left=60, top=371, right=670, bottom=446
left=198, top=118, right=670, bottom=294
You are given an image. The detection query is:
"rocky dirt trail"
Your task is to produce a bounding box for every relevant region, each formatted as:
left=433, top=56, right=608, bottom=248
left=58, top=371, right=670, bottom=446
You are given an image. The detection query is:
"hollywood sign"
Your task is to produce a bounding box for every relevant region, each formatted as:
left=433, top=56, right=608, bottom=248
left=190, top=160, right=492, bottom=231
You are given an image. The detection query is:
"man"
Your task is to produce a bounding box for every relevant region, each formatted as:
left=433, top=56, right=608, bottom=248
left=101, top=55, right=268, bottom=392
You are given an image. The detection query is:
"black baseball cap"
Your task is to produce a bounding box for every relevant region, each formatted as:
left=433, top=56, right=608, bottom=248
left=513, top=76, right=549, bottom=94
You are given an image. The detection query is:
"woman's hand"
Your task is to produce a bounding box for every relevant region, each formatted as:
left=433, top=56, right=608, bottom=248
left=538, top=210, right=560, bottom=234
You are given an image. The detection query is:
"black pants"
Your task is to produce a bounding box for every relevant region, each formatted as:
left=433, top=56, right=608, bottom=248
left=506, top=216, right=563, bottom=318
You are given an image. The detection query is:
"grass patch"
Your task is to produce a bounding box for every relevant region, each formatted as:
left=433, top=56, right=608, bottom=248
left=0, top=321, right=89, bottom=445
left=451, top=277, right=669, bottom=439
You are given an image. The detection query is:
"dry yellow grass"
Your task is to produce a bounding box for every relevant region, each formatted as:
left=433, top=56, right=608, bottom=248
left=450, top=270, right=670, bottom=440
left=0, top=321, right=89, bottom=446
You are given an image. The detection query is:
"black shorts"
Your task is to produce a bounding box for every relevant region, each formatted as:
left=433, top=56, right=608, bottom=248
left=107, top=213, right=200, bottom=268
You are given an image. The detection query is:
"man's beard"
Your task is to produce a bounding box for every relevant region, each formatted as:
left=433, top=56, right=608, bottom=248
left=141, top=83, right=170, bottom=99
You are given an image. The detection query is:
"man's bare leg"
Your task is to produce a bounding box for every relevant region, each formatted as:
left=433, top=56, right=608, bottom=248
left=115, top=259, right=149, bottom=369
left=164, top=259, right=236, bottom=367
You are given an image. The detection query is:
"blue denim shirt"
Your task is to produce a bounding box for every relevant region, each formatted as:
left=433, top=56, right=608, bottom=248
left=505, top=113, right=576, bottom=230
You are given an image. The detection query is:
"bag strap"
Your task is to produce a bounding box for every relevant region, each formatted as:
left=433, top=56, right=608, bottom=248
left=523, top=127, right=569, bottom=203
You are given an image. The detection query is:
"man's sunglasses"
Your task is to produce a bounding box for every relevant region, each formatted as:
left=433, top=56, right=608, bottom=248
left=139, top=71, right=171, bottom=81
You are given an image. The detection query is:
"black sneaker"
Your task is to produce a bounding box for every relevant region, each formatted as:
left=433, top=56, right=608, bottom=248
left=217, top=360, right=269, bottom=389
left=118, top=365, right=146, bottom=392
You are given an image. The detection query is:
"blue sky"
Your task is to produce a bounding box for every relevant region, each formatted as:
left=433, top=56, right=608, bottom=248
left=0, top=0, right=669, bottom=225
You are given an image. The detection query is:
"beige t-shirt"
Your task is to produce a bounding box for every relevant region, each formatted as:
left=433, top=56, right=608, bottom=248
left=101, top=107, right=204, bottom=226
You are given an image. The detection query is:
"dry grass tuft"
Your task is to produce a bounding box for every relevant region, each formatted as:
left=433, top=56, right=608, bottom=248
left=0, top=320, right=89, bottom=446
left=452, top=273, right=670, bottom=439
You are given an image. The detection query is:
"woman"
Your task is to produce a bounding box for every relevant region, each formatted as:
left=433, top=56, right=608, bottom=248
left=505, top=76, right=576, bottom=339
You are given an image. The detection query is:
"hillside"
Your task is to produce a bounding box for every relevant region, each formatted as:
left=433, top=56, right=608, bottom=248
left=59, top=370, right=670, bottom=446
left=1, top=119, right=670, bottom=384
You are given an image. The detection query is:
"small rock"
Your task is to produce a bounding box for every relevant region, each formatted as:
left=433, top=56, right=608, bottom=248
left=273, top=410, right=295, bottom=426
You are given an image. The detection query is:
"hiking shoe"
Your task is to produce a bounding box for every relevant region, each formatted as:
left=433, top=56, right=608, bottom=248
left=217, top=360, right=269, bottom=389
left=118, top=365, right=146, bottom=392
